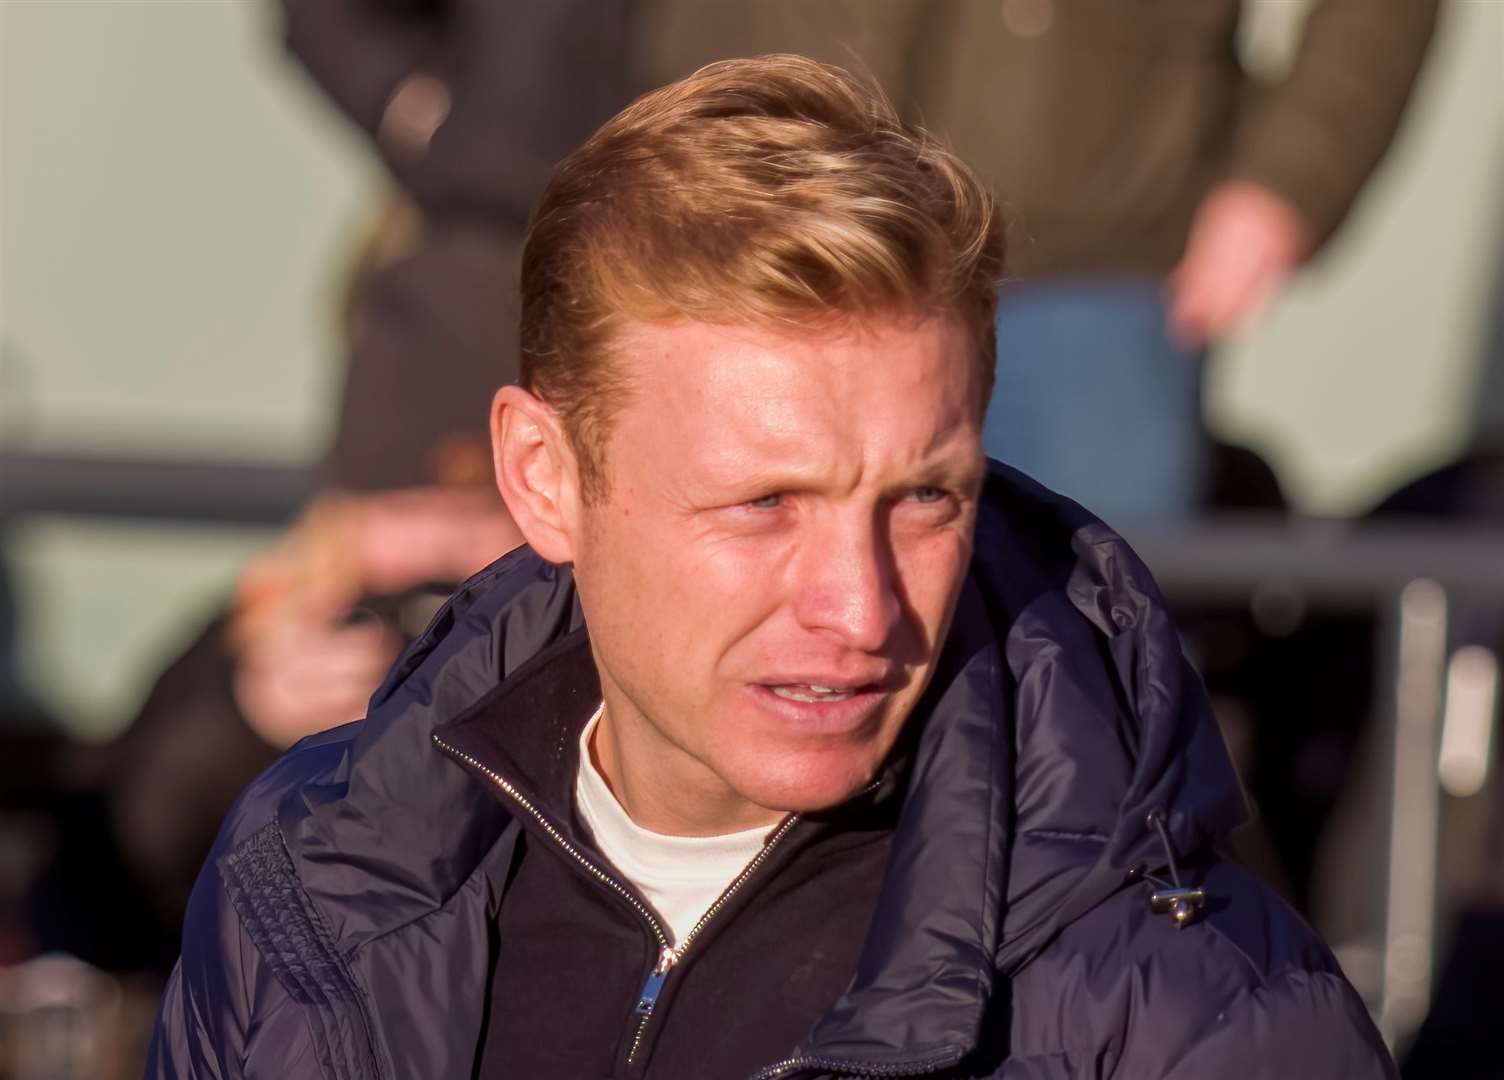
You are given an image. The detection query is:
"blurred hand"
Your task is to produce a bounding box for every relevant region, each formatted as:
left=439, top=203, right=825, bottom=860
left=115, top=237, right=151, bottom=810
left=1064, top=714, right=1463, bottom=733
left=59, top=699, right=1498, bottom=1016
left=1167, top=181, right=1311, bottom=351
left=227, top=484, right=524, bottom=747
left=232, top=485, right=524, bottom=641
left=352, top=486, right=525, bottom=595
left=233, top=615, right=403, bottom=749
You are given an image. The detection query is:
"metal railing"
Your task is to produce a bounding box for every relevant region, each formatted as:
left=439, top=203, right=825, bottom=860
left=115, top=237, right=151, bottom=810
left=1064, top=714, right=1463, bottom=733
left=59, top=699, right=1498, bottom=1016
left=0, top=452, right=316, bottom=524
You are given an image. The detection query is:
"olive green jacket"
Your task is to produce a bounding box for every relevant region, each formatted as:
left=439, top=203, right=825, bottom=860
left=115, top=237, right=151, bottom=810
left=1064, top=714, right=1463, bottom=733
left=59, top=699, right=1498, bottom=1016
left=636, top=0, right=1439, bottom=277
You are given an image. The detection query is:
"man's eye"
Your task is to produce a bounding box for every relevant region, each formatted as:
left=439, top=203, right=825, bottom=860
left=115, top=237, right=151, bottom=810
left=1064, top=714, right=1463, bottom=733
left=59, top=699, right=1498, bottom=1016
left=910, top=486, right=946, bottom=504
left=748, top=493, right=782, bottom=509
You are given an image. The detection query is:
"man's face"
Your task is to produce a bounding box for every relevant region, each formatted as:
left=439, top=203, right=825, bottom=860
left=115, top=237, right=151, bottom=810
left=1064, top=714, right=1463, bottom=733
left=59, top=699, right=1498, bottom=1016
left=569, top=315, right=985, bottom=832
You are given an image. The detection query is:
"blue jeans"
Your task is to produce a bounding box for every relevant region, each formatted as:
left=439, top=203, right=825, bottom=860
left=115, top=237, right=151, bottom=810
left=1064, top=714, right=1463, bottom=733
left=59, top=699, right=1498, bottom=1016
left=983, top=279, right=1206, bottom=524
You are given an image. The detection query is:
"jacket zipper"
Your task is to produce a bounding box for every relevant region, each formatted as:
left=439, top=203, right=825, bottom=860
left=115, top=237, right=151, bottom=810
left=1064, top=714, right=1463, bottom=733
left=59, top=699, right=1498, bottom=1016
left=431, top=736, right=674, bottom=990
left=622, top=811, right=802, bottom=1064
left=749, top=1047, right=965, bottom=1080
left=433, top=732, right=799, bottom=1070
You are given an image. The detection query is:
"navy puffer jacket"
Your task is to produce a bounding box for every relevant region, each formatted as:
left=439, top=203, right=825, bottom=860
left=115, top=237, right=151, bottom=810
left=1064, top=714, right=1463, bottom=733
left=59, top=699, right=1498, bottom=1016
left=147, top=465, right=1395, bottom=1078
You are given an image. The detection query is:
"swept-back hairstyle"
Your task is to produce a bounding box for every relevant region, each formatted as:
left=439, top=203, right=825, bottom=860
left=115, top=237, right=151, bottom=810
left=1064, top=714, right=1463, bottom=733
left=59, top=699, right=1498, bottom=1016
left=520, top=54, right=1005, bottom=500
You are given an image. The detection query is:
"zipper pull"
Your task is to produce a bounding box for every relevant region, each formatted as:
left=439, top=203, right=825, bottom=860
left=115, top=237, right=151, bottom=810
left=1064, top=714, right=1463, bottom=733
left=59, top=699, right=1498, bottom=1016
left=634, top=945, right=676, bottom=1017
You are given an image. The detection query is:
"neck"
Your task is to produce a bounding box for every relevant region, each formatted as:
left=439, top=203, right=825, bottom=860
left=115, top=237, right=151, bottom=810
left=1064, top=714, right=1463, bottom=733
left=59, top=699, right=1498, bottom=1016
left=590, top=703, right=784, bottom=837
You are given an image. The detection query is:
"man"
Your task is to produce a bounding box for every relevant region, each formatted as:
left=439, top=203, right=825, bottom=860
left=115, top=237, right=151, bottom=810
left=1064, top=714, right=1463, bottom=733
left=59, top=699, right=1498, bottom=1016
left=149, top=57, right=1393, bottom=1078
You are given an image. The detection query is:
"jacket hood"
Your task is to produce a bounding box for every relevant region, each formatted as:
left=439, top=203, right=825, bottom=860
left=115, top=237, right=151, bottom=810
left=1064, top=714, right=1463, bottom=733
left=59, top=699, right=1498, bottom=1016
left=273, top=462, right=1246, bottom=1069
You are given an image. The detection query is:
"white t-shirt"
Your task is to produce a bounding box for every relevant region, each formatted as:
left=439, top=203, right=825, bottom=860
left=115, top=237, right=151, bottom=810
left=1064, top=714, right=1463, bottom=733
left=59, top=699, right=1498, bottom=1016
left=574, top=705, right=771, bottom=950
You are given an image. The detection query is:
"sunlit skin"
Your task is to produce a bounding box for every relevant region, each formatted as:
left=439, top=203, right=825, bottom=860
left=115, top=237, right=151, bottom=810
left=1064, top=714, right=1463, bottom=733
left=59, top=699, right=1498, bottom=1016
left=491, top=315, right=985, bottom=836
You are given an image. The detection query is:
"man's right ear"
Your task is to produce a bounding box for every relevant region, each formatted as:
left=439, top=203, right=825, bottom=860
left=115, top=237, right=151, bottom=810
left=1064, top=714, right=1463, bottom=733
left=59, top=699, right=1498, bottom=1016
left=490, top=385, right=580, bottom=565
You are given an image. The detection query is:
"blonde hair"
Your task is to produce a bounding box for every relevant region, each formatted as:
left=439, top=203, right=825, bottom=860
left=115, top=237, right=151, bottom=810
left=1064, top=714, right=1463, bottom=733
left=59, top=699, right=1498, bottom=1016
left=520, top=54, right=1004, bottom=500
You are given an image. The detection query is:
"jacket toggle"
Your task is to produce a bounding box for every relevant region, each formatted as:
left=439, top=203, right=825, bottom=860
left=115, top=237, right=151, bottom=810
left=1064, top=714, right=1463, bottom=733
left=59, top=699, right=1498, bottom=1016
left=1135, top=806, right=1208, bottom=928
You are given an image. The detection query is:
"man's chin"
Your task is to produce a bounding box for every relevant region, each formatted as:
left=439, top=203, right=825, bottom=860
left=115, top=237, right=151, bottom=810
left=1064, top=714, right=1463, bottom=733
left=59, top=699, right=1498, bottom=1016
left=723, top=753, right=884, bottom=817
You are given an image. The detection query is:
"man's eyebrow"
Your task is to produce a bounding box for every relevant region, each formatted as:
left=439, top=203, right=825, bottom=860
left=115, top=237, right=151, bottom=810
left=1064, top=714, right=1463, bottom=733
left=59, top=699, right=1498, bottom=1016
left=895, top=457, right=986, bottom=493
left=686, top=454, right=985, bottom=500
left=685, top=463, right=825, bottom=499
left=903, top=432, right=988, bottom=484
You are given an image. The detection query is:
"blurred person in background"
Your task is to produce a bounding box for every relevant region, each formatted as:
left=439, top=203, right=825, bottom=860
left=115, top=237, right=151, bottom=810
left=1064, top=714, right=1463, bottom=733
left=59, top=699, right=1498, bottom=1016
left=278, top=0, right=632, bottom=244
left=102, top=199, right=525, bottom=958
left=97, top=0, right=641, bottom=964
left=637, top=0, right=1439, bottom=522
left=2, top=197, right=525, bottom=1076
left=19, top=201, right=522, bottom=983
left=959, top=0, right=1439, bottom=522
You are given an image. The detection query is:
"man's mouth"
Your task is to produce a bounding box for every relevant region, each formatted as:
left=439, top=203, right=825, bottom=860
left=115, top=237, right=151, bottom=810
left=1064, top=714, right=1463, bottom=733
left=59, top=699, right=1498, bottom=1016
left=768, top=684, right=856, bottom=704
left=751, top=677, right=892, bottom=734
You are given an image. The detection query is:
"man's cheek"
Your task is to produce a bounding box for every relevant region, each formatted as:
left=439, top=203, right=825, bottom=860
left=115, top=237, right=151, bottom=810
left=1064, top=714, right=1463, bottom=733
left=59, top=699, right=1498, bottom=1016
left=713, top=528, right=799, bottom=580
left=895, top=538, right=968, bottom=607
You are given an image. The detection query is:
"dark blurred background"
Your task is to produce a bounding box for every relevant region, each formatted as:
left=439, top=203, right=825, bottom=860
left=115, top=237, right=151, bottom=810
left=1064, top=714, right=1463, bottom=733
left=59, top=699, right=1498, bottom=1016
left=1, top=1, right=1502, bottom=1076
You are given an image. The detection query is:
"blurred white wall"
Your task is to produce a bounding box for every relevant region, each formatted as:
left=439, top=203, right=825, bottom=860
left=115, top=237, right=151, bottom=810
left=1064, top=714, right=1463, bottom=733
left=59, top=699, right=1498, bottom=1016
left=1, top=1, right=379, bottom=735
left=1211, top=0, right=1504, bottom=514
left=1, top=0, right=378, bottom=459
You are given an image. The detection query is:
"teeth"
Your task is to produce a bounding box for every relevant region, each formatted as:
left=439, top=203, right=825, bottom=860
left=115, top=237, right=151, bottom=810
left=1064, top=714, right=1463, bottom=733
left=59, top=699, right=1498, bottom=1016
left=771, top=684, right=854, bottom=703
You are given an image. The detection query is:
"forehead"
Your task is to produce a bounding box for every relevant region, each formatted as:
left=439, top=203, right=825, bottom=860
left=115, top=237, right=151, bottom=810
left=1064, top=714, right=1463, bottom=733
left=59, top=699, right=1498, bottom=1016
left=603, top=315, right=982, bottom=485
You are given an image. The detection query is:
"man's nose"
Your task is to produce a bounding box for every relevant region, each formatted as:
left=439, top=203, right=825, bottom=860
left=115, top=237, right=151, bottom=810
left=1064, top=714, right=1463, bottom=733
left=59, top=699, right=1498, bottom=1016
left=791, top=517, right=903, bottom=653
